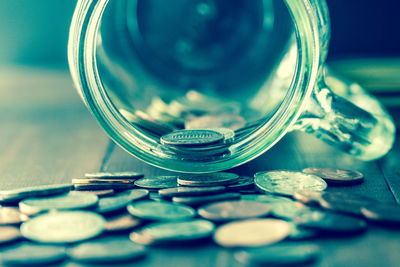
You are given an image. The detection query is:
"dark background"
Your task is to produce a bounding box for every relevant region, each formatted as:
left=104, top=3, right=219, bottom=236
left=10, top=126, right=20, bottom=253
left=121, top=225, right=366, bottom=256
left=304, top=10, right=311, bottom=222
left=0, top=0, right=399, bottom=66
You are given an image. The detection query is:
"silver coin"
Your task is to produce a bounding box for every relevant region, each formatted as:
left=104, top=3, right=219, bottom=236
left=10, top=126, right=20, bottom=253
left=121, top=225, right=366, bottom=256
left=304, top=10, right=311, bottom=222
left=293, top=190, right=324, bottom=205
left=134, top=176, right=178, bottom=190
left=0, top=242, right=67, bottom=266
left=85, top=171, right=144, bottom=179
left=19, top=191, right=99, bottom=216
left=20, top=211, right=105, bottom=243
left=74, top=183, right=135, bottom=190
left=318, top=192, right=375, bottom=215
left=72, top=178, right=136, bottom=184
left=0, top=207, right=29, bottom=225
left=361, top=203, right=400, bottom=225
left=254, top=170, right=327, bottom=196
left=198, top=200, right=272, bottom=221
left=234, top=243, right=320, bottom=266
left=241, top=194, right=293, bottom=204
left=127, top=201, right=196, bottom=221
left=130, top=219, right=215, bottom=245
left=0, top=226, right=21, bottom=244
left=294, top=211, right=367, bottom=233
left=105, top=214, right=142, bottom=232
left=67, top=237, right=147, bottom=263
left=0, top=184, right=73, bottom=203
left=191, top=128, right=235, bottom=144
left=78, top=189, right=115, bottom=197
left=271, top=201, right=311, bottom=220
left=96, top=189, right=149, bottom=215
left=178, top=172, right=239, bottom=187
left=213, top=219, right=291, bottom=247
left=227, top=176, right=254, bottom=191
left=172, top=192, right=241, bottom=206
left=302, top=167, right=364, bottom=185
left=160, top=129, right=224, bottom=147
left=158, top=186, right=226, bottom=198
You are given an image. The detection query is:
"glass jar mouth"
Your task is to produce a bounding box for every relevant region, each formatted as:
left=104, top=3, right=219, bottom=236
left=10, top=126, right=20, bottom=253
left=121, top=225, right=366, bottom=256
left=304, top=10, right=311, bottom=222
left=69, top=0, right=320, bottom=173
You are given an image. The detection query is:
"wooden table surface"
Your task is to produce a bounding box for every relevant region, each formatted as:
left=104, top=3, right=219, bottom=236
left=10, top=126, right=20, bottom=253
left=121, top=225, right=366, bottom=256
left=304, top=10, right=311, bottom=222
left=1, top=67, right=399, bottom=267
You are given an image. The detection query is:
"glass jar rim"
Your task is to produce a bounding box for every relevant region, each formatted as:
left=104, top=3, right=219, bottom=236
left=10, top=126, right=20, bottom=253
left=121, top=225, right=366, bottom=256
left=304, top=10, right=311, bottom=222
left=68, top=0, right=321, bottom=173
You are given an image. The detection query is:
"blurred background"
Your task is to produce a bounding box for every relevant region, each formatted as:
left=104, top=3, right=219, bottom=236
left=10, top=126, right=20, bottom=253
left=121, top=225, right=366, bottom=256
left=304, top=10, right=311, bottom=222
left=0, top=0, right=399, bottom=66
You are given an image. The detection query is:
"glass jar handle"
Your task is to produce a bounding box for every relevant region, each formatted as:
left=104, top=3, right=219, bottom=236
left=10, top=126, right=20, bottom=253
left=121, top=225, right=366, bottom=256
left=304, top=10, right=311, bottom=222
left=293, top=67, right=396, bottom=161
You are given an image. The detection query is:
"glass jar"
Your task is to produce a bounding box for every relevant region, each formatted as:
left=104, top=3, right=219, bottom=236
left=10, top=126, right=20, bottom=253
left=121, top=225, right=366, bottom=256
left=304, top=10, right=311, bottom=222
left=68, top=0, right=395, bottom=173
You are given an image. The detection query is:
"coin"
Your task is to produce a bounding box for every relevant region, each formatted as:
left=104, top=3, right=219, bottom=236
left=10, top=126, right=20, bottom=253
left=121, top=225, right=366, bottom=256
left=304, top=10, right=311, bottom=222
left=172, top=192, right=241, bottom=206
left=19, top=191, right=99, bottom=216
left=287, top=222, right=319, bottom=240
left=0, top=184, right=73, bottom=203
left=0, top=226, right=21, bottom=244
left=158, top=186, right=226, bottom=198
left=361, top=203, right=400, bottom=225
left=160, top=129, right=224, bottom=147
left=254, top=170, right=327, bottom=196
left=213, top=219, right=291, bottom=247
left=198, top=200, right=272, bottom=221
left=226, top=176, right=254, bottom=191
left=302, top=167, right=364, bottom=185
left=105, top=214, right=142, bottom=232
left=234, top=244, right=320, bottom=266
left=293, top=190, right=324, bottom=205
left=78, top=189, right=115, bottom=197
left=271, top=201, right=311, bottom=220
left=0, top=207, right=29, bottom=225
left=74, top=183, right=135, bottom=190
left=85, top=171, right=144, bottom=179
left=241, top=194, right=293, bottom=204
left=318, top=192, right=375, bottom=215
left=191, top=128, right=235, bottom=143
left=294, top=211, right=368, bottom=233
left=178, top=172, right=239, bottom=187
left=130, top=219, right=215, bottom=245
left=127, top=201, right=196, bottom=221
left=20, top=211, right=105, bottom=243
left=67, top=237, right=147, bottom=263
left=0, top=242, right=67, bottom=266
left=72, top=178, right=135, bottom=184
left=96, top=189, right=149, bottom=215
left=134, top=176, right=178, bottom=190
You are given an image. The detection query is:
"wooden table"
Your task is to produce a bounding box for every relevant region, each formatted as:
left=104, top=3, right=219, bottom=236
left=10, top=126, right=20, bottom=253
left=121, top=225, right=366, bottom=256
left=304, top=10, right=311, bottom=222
left=1, top=67, right=399, bottom=267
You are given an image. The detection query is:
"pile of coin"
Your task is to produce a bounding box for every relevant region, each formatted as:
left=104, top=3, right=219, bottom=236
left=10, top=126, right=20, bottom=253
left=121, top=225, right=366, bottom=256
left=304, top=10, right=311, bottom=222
left=119, top=90, right=263, bottom=159
left=0, top=167, right=399, bottom=266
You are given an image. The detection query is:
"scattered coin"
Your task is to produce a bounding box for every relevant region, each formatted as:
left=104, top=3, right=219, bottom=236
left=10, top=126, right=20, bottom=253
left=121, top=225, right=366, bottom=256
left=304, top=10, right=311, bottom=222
left=78, top=189, right=115, bottom=197
left=234, top=243, right=320, bottom=266
left=0, top=242, right=67, bottom=266
left=271, top=201, right=311, bottom=220
left=68, top=237, right=147, bottom=263
left=302, top=167, right=364, bottom=185
left=72, top=178, right=135, bottom=184
left=293, top=190, right=323, bottom=205
left=127, top=201, right=196, bottom=221
left=318, top=192, right=375, bottom=215
left=105, top=214, right=142, bottom=232
left=0, top=226, right=21, bottom=244
left=159, top=186, right=226, bottom=198
left=96, top=189, right=149, bottom=215
left=172, top=192, right=241, bottom=206
left=178, top=172, right=239, bottom=187
left=85, top=172, right=144, bottom=179
left=0, top=207, right=29, bottom=225
left=161, top=129, right=224, bottom=147
left=361, top=203, right=400, bottom=225
left=254, top=170, right=327, bottom=196
left=0, top=184, right=73, bottom=203
left=134, top=176, right=178, bottom=190
left=20, top=211, right=105, bottom=243
left=241, top=194, right=293, bottom=204
left=130, top=219, right=215, bottom=245
left=226, top=176, right=254, bottom=191
left=19, top=191, right=99, bottom=216
left=294, top=211, right=368, bottom=234
left=213, top=219, right=291, bottom=247
left=198, top=200, right=272, bottom=221
left=74, top=183, right=135, bottom=190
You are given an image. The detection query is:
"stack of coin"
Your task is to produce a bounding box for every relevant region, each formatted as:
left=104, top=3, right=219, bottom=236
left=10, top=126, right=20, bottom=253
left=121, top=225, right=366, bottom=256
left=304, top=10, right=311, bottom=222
left=72, top=172, right=144, bottom=191
left=0, top=168, right=399, bottom=266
